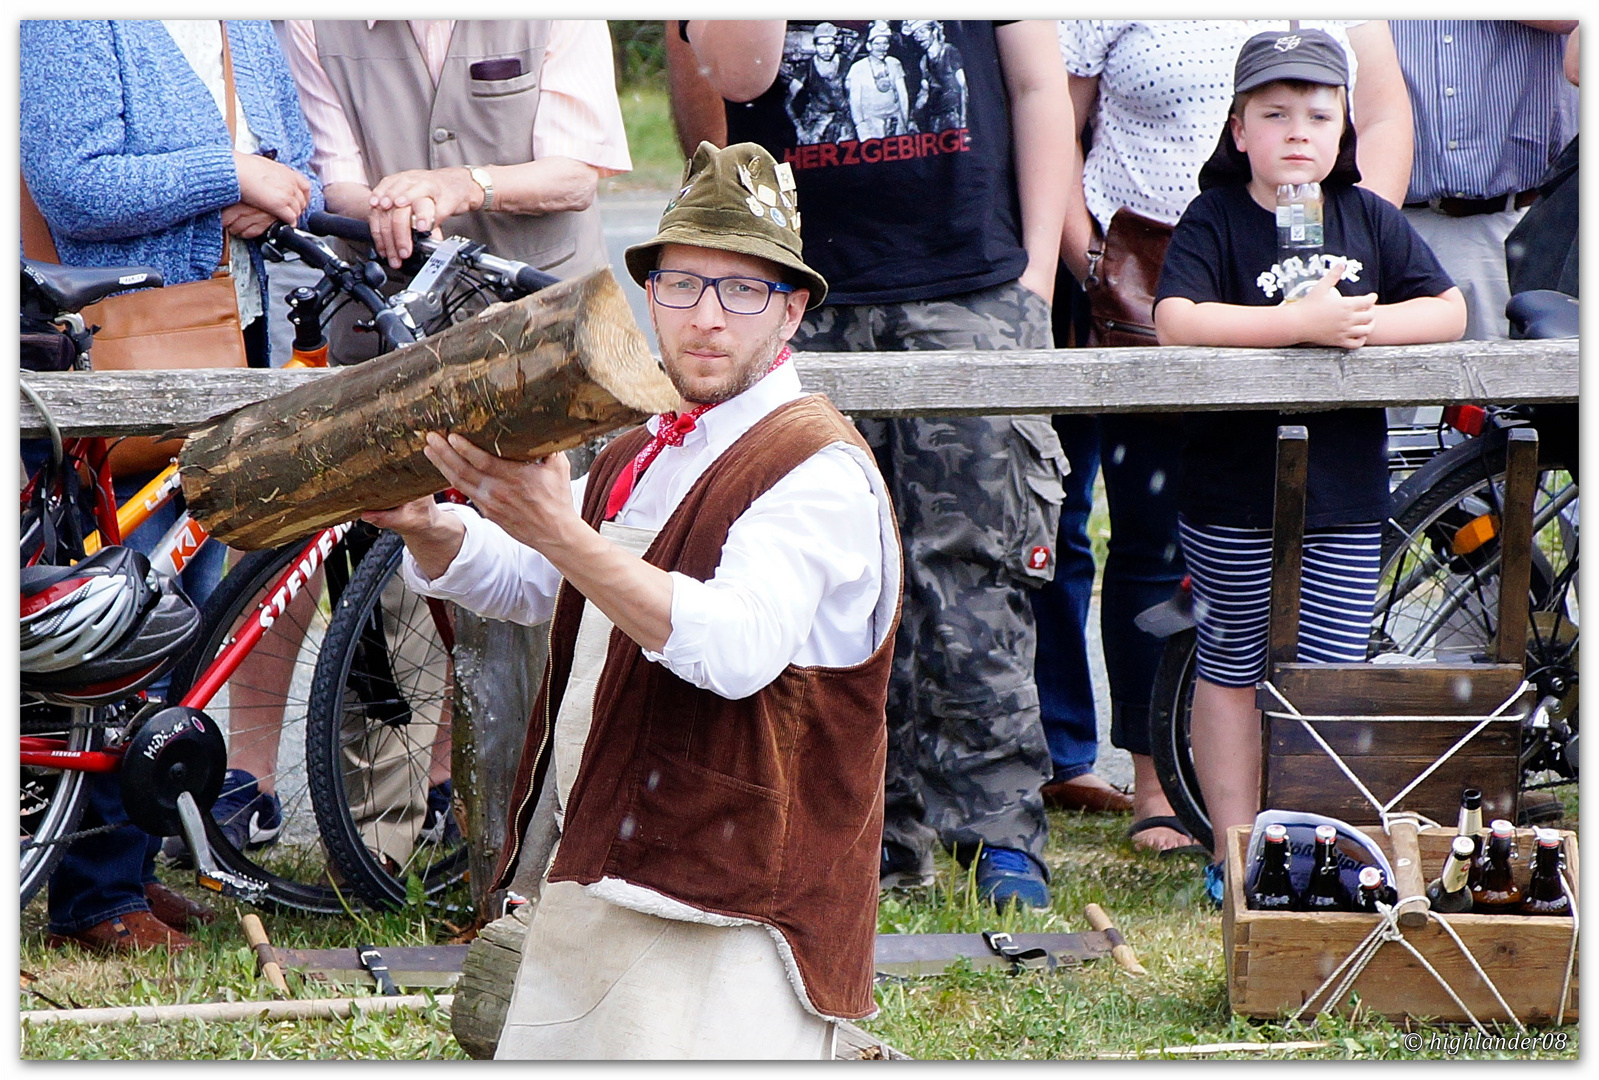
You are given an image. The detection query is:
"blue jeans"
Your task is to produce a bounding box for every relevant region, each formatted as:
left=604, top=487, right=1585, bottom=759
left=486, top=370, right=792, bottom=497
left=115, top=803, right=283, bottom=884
left=1030, top=413, right=1186, bottom=773
left=42, top=465, right=224, bottom=933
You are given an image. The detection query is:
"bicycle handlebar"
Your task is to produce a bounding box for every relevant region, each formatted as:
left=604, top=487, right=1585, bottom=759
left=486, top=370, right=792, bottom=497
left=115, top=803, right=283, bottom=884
left=305, top=211, right=558, bottom=294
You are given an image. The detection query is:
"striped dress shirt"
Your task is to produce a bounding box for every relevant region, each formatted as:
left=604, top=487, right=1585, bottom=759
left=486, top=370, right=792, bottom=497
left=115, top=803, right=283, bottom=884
left=285, top=20, right=631, bottom=187
left=1391, top=20, right=1576, bottom=203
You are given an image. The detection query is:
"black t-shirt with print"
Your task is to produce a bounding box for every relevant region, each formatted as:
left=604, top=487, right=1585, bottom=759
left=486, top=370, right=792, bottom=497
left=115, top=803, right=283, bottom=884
left=1155, top=182, right=1455, bottom=528
left=722, top=20, right=1025, bottom=305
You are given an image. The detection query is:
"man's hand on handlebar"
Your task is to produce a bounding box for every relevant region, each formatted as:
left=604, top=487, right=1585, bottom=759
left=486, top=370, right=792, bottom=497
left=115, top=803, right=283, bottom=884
left=222, top=203, right=279, bottom=240
left=368, top=167, right=483, bottom=267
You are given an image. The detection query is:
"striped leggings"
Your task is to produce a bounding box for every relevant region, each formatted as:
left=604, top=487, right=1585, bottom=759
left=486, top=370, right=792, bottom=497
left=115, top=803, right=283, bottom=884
left=1177, top=516, right=1383, bottom=688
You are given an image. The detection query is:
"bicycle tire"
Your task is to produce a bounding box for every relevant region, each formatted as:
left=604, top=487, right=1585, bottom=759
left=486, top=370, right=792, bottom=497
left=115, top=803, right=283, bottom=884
left=307, top=531, right=466, bottom=910
left=1148, top=428, right=1577, bottom=848
left=165, top=531, right=378, bottom=914
left=20, top=702, right=98, bottom=907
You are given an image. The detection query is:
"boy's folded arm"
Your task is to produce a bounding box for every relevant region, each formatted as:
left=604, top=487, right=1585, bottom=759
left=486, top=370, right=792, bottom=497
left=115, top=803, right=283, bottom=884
left=1364, top=288, right=1468, bottom=346
left=1154, top=296, right=1316, bottom=349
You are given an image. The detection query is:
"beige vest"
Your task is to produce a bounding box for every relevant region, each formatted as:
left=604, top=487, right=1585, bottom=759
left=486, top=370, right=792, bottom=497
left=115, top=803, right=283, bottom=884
left=311, top=20, right=605, bottom=276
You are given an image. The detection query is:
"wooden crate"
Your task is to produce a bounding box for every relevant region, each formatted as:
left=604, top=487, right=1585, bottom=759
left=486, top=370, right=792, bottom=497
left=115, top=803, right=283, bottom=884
left=1261, top=708, right=1524, bottom=828
left=1223, top=824, right=1579, bottom=1023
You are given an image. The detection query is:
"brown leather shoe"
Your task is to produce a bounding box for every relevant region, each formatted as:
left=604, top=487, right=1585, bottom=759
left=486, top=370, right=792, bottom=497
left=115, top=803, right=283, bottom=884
left=1041, top=774, right=1135, bottom=813
left=47, top=910, right=195, bottom=955
left=144, top=881, right=217, bottom=930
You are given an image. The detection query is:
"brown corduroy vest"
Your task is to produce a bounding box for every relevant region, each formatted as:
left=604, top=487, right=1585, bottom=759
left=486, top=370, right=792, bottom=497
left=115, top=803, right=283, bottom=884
left=491, top=394, right=896, bottom=1020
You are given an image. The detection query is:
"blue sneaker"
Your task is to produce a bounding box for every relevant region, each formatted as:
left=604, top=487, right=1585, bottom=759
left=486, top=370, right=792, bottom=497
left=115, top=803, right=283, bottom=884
left=1203, top=861, right=1225, bottom=909
left=974, top=847, right=1051, bottom=910
left=210, top=768, right=283, bottom=852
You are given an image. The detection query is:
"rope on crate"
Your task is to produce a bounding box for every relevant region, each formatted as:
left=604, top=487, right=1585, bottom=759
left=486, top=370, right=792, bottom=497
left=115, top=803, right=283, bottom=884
left=1556, top=868, right=1579, bottom=1026
left=1288, top=903, right=1527, bottom=1036
left=1259, top=679, right=1531, bottom=834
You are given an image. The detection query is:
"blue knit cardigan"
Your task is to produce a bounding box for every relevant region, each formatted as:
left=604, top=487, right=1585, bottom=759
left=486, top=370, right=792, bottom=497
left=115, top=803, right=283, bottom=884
left=20, top=20, right=324, bottom=327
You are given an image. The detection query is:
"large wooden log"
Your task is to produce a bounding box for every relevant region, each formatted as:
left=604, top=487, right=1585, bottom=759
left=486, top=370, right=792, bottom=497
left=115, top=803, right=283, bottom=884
left=177, top=268, right=679, bottom=550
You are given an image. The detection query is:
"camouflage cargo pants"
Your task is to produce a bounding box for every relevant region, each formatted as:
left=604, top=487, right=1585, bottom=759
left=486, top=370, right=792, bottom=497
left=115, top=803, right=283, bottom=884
left=793, top=280, right=1068, bottom=872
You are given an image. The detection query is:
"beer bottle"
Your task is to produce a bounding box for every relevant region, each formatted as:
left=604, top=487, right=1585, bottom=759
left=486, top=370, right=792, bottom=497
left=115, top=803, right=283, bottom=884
left=1352, top=866, right=1398, bottom=913
left=1456, top=787, right=1485, bottom=890
left=1304, top=824, right=1350, bottom=912
left=1518, top=829, right=1572, bottom=917
left=1471, top=820, right=1524, bottom=915
left=1424, top=835, right=1476, bottom=915
left=1249, top=823, right=1300, bottom=911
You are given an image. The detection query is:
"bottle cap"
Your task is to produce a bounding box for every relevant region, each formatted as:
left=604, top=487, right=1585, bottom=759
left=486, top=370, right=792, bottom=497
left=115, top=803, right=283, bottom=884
left=1460, top=787, right=1482, bottom=809
left=1450, top=835, right=1476, bottom=857
left=1490, top=819, right=1515, bottom=837
left=1358, top=866, right=1383, bottom=887
left=1537, top=829, right=1562, bottom=848
left=1264, top=823, right=1288, bottom=841
left=1315, top=824, right=1337, bottom=842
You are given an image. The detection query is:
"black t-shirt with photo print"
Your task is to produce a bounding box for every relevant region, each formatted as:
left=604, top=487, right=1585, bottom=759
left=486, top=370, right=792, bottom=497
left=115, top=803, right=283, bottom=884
left=722, top=20, right=1025, bottom=305
left=1156, top=182, right=1456, bottom=528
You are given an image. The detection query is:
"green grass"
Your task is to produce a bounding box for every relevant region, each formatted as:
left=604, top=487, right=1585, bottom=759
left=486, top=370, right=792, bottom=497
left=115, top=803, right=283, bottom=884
left=608, top=85, right=684, bottom=194
left=21, top=798, right=1578, bottom=1059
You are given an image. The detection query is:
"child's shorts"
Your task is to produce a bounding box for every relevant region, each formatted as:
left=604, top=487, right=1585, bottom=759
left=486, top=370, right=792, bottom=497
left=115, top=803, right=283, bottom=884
left=1177, top=516, right=1383, bottom=688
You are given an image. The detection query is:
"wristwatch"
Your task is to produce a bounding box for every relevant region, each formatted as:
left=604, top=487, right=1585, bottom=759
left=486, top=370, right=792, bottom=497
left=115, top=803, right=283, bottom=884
left=467, top=166, right=496, bottom=212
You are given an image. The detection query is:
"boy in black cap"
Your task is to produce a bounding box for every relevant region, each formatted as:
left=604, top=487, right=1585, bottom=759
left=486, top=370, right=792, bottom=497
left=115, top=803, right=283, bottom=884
left=1152, top=28, right=1467, bottom=905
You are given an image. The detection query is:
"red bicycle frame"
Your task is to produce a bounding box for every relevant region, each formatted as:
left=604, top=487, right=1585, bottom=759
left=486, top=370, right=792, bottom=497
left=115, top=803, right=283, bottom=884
left=19, top=520, right=356, bottom=773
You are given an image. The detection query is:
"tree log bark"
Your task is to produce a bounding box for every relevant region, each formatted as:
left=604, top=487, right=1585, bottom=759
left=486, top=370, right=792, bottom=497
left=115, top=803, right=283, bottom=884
left=178, top=268, right=679, bottom=550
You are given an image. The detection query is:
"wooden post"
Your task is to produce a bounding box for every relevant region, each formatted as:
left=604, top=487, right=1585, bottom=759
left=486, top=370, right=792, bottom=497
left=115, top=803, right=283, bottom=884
left=1268, top=426, right=1310, bottom=670
left=178, top=268, right=679, bottom=550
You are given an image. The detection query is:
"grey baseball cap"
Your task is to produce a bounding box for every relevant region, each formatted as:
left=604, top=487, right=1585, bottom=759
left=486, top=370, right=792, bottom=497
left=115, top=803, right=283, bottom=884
left=1233, top=28, right=1349, bottom=94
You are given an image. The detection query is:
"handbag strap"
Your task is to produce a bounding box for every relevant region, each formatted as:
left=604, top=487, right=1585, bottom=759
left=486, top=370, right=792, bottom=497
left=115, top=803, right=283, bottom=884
left=20, top=21, right=241, bottom=272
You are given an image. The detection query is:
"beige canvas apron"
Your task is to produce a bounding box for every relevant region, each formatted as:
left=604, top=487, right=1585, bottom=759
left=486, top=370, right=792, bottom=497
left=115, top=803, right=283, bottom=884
left=495, top=522, right=834, bottom=1060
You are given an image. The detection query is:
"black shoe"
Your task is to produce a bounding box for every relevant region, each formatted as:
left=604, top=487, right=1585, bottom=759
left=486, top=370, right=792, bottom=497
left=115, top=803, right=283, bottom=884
left=880, top=841, right=934, bottom=890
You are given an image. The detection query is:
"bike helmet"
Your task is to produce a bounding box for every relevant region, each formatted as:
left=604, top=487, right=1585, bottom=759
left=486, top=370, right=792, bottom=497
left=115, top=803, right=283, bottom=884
left=20, top=547, right=202, bottom=706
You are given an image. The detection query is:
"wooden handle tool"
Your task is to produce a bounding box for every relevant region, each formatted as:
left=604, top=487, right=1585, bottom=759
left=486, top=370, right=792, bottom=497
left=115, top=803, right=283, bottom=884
left=1386, top=819, right=1431, bottom=928
left=1085, top=903, right=1146, bottom=976
left=241, top=913, right=291, bottom=995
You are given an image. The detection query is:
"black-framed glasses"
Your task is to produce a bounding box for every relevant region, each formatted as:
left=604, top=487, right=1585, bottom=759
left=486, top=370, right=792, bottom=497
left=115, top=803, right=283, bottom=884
left=647, top=270, right=794, bottom=315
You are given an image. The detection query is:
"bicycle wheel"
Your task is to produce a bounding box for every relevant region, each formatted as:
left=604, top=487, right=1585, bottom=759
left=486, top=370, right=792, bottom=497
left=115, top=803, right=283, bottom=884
left=20, top=701, right=98, bottom=907
left=1376, top=429, right=1578, bottom=786
left=1147, top=629, right=1213, bottom=854
left=165, top=528, right=380, bottom=914
left=307, top=531, right=466, bottom=910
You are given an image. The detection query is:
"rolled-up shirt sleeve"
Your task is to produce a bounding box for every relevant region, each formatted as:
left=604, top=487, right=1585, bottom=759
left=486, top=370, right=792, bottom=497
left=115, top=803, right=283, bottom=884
left=398, top=476, right=587, bottom=624
left=644, top=445, right=886, bottom=700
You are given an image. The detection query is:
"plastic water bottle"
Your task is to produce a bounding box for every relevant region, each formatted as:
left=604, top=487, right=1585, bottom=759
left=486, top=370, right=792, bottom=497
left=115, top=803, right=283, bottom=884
left=1276, top=182, right=1324, bottom=301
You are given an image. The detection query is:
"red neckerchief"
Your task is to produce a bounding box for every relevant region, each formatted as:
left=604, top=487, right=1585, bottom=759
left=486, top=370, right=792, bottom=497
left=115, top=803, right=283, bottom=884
left=603, top=346, right=791, bottom=521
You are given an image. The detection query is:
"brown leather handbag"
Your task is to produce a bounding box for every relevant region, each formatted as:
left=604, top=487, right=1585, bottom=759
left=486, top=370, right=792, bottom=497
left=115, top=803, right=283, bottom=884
left=1082, top=207, right=1176, bottom=348
left=22, top=24, right=250, bottom=476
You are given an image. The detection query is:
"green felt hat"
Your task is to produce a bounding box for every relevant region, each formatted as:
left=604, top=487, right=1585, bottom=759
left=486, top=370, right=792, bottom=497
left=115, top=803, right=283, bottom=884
left=625, top=141, right=828, bottom=309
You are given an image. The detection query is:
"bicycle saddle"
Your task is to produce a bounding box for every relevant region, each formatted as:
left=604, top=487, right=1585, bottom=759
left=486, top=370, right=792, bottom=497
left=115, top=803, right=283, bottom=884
left=21, top=257, right=163, bottom=316
left=1506, top=289, right=1579, bottom=340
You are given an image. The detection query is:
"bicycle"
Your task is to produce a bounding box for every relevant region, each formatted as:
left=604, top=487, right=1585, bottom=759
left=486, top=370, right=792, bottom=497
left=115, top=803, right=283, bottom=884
left=21, top=217, right=555, bottom=912
left=1145, top=296, right=1578, bottom=853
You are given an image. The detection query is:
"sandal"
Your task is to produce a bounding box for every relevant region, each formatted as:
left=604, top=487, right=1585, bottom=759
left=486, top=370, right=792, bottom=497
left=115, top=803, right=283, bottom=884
left=1127, top=815, right=1210, bottom=859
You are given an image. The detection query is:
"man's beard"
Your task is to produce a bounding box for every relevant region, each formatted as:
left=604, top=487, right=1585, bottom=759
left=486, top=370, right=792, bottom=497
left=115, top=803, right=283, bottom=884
left=664, top=322, right=787, bottom=406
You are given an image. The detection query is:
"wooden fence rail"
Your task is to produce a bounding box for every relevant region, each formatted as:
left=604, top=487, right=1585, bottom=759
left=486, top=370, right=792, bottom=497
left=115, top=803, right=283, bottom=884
left=18, top=338, right=1578, bottom=438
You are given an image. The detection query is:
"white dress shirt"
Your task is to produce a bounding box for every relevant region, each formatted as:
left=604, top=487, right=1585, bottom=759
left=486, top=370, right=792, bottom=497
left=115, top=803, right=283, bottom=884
left=400, top=361, right=900, bottom=701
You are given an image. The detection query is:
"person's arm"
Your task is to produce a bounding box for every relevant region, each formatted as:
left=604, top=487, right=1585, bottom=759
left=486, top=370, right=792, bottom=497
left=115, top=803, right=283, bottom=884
left=1364, top=288, right=1466, bottom=345
left=997, top=20, right=1074, bottom=302
left=1564, top=25, right=1580, bottom=86
left=1061, top=72, right=1100, bottom=284
left=1346, top=20, right=1413, bottom=207
left=684, top=20, right=788, bottom=102
left=283, top=21, right=371, bottom=218
left=1155, top=263, right=1377, bottom=349
left=666, top=20, right=728, bottom=156
left=21, top=20, right=242, bottom=242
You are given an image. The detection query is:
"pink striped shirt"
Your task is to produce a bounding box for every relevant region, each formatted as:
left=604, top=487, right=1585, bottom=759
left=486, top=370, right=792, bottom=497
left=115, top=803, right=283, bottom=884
left=284, top=20, right=632, bottom=186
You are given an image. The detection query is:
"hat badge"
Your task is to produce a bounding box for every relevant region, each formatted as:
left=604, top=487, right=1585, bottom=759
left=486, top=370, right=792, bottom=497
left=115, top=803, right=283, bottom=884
left=1274, top=35, right=1302, bottom=52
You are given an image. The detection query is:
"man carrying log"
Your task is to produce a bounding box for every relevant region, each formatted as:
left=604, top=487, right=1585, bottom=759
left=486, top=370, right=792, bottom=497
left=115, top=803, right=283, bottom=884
left=365, top=141, right=900, bottom=1059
